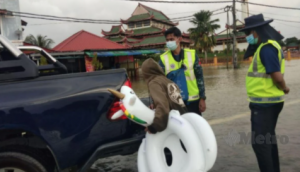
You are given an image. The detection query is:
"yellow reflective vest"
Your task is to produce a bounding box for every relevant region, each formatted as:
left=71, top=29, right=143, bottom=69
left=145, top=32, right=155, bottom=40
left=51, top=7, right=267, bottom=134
left=246, top=40, right=285, bottom=103
left=160, top=49, right=200, bottom=102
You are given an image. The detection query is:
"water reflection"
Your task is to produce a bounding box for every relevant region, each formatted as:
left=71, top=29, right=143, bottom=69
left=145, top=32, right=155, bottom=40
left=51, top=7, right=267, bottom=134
left=132, top=64, right=250, bottom=98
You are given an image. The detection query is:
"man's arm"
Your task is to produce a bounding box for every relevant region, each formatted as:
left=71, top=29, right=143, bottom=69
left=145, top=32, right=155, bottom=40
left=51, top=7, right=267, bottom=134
left=260, top=45, right=289, bottom=94
left=147, top=82, right=170, bottom=134
left=270, top=72, right=289, bottom=93
left=194, top=54, right=206, bottom=99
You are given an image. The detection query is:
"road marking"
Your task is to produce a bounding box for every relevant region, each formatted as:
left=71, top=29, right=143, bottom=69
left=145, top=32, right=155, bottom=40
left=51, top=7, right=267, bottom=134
left=208, top=99, right=300, bottom=125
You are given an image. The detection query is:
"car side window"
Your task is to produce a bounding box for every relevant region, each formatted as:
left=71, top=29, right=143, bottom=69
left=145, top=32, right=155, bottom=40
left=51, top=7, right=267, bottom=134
left=0, top=48, right=18, bottom=61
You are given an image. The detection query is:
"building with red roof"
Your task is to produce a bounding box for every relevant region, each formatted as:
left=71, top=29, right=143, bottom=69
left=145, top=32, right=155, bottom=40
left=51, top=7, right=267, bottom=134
left=53, top=30, right=128, bottom=52
left=213, top=19, right=248, bottom=52
left=102, top=3, right=192, bottom=49
left=51, top=30, right=136, bottom=73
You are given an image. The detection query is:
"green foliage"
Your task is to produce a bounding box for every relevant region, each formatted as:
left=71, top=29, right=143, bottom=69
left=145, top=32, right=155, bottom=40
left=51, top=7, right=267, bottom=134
left=40, top=56, right=48, bottom=65
left=39, top=56, right=54, bottom=73
left=284, top=37, right=298, bottom=46
left=25, top=34, right=55, bottom=49
left=188, top=10, right=221, bottom=62
left=224, top=43, right=232, bottom=53
left=91, top=54, right=103, bottom=70
left=138, top=54, right=161, bottom=66
left=278, top=40, right=285, bottom=47
left=145, top=54, right=161, bottom=62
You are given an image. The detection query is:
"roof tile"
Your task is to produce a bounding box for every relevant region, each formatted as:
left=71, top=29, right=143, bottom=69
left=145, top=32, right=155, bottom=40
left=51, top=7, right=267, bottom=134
left=131, top=26, right=163, bottom=35
left=53, top=30, right=127, bottom=52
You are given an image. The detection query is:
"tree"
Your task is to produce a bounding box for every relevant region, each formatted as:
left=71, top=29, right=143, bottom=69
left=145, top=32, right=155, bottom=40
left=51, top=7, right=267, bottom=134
left=188, top=10, right=220, bottom=63
left=25, top=34, right=55, bottom=49
left=278, top=40, right=285, bottom=47
left=284, top=37, right=298, bottom=46
left=284, top=37, right=300, bottom=49
left=92, top=54, right=103, bottom=71
left=40, top=56, right=48, bottom=65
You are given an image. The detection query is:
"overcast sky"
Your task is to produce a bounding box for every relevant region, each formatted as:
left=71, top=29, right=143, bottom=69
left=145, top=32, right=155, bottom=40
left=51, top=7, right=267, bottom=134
left=20, top=0, right=300, bottom=47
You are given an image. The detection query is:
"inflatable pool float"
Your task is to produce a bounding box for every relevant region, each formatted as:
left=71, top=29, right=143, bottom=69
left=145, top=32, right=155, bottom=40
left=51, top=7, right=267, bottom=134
left=108, top=86, right=217, bottom=172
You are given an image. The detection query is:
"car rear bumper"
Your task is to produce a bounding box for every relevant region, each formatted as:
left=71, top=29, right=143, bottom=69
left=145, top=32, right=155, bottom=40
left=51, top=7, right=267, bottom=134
left=78, top=135, right=144, bottom=172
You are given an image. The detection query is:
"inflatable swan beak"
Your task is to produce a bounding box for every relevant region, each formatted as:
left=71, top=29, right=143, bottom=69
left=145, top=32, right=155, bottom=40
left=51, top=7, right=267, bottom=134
left=108, top=89, right=125, bottom=99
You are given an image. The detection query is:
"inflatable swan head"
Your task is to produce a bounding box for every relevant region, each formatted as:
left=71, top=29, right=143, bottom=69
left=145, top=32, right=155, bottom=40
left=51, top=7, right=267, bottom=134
left=108, top=86, right=155, bottom=127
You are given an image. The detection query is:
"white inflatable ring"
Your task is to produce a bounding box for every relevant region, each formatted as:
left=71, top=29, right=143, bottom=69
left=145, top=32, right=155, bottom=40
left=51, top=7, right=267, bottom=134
left=182, top=113, right=218, bottom=171
left=144, top=111, right=206, bottom=172
left=138, top=139, right=149, bottom=172
left=108, top=86, right=217, bottom=172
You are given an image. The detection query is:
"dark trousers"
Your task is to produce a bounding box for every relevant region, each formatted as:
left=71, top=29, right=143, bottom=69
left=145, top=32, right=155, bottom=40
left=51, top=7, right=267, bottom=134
left=249, top=102, right=284, bottom=172
left=186, top=99, right=202, bottom=116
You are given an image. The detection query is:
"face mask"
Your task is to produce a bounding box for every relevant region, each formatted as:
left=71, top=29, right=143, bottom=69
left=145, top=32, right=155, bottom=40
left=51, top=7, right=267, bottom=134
left=166, top=41, right=178, bottom=51
left=246, top=34, right=258, bottom=45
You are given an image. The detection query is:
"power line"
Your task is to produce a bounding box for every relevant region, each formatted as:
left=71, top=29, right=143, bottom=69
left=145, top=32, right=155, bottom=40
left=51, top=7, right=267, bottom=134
left=171, top=11, right=226, bottom=22
left=170, top=7, right=226, bottom=21
left=240, top=10, right=300, bottom=29
left=244, top=9, right=300, bottom=19
left=121, top=0, right=300, bottom=11
left=121, top=0, right=232, bottom=4
left=16, top=7, right=226, bottom=25
left=13, top=14, right=120, bottom=24
left=237, top=10, right=300, bottom=24
left=275, top=22, right=300, bottom=29
left=13, top=11, right=120, bottom=23
left=29, top=22, right=67, bottom=26
left=284, top=31, right=300, bottom=36
left=166, top=7, right=224, bottom=16
left=238, top=1, right=300, bottom=11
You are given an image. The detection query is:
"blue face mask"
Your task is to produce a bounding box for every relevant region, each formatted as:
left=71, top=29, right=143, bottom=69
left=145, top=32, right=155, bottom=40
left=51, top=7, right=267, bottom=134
left=246, top=34, right=258, bottom=45
left=166, top=41, right=178, bottom=51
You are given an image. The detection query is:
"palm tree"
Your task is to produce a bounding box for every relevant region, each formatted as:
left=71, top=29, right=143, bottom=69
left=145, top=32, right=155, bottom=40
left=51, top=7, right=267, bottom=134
left=188, top=10, right=220, bottom=63
left=25, top=34, right=55, bottom=49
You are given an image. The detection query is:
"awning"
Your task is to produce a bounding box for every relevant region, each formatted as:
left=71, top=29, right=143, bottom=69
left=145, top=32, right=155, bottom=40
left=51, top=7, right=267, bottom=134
left=54, top=56, right=83, bottom=60
left=85, top=49, right=164, bottom=58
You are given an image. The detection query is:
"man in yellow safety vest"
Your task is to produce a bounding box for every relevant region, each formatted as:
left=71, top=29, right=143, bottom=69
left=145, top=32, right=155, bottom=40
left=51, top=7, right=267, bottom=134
left=240, top=14, right=290, bottom=172
left=158, top=27, right=206, bottom=116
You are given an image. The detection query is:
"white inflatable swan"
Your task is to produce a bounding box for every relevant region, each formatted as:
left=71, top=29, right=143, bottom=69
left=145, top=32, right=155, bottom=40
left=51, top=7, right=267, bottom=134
left=108, top=86, right=217, bottom=172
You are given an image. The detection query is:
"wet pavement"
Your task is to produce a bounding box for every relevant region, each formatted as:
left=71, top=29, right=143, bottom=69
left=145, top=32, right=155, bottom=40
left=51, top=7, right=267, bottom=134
left=90, top=60, right=300, bottom=172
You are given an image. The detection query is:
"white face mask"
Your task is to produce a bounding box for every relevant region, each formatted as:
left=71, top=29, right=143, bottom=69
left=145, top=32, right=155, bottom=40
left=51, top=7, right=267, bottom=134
left=166, top=41, right=178, bottom=51
left=246, top=34, right=258, bottom=45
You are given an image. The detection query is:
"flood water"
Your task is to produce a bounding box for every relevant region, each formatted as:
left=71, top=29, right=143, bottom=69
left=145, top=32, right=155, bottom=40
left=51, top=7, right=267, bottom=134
left=132, top=63, right=250, bottom=98
left=91, top=60, right=300, bottom=172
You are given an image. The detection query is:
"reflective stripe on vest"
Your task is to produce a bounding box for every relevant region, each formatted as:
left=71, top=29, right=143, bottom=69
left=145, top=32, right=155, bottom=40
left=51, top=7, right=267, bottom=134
left=161, top=50, right=199, bottom=101
left=246, top=40, right=285, bottom=103
left=248, top=42, right=284, bottom=78
left=249, top=96, right=284, bottom=102
left=163, top=52, right=196, bottom=81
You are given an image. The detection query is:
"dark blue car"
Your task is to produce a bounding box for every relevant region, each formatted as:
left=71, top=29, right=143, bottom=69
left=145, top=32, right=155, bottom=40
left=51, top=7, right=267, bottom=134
left=0, top=35, right=145, bottom=172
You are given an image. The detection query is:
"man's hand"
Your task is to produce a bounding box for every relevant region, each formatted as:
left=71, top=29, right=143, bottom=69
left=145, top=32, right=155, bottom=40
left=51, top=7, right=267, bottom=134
left=145, top=127, right=152, bottom=134
left=149, top=104, right=154, bottom=109
left=199, top=99, right=206, bottom=113
left=283, top=87, right=290, bottom=94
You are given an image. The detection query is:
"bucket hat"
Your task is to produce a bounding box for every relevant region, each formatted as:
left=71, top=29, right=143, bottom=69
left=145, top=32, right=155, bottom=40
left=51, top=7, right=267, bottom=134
left=239, top=14, right=273, bottom=32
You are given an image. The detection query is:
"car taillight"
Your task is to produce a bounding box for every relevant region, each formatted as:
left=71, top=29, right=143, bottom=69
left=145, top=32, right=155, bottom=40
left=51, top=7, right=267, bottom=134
left=107, top=78, right=132, bottom=120
left=123, top=78, right=132, bottom=88
left=107, top=100, right=127, bottom=120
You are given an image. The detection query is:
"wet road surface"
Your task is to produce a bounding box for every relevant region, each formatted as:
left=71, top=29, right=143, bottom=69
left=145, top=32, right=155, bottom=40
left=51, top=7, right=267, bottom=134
left=90, top=60, right=300, bottom=172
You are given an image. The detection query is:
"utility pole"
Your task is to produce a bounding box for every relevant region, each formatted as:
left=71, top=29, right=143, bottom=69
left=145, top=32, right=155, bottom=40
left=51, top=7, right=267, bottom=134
left=224, top=5, right=231, bottom=70
left=232, top=0, right=238, bottom=69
